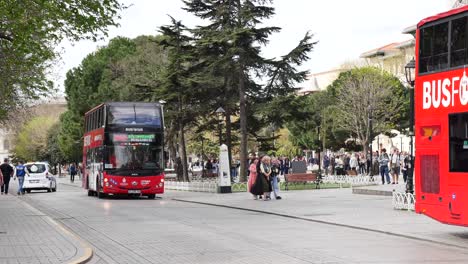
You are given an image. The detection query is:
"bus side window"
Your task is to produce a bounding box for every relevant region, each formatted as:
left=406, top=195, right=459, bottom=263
left=433, top=22, right=449, bottom=71
left=450, top=16, right=467, bottom=68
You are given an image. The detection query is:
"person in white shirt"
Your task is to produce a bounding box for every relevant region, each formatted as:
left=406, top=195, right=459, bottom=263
left=349, top=153, right=358, bottom=171
left=390, top=149, right=400, bottom=184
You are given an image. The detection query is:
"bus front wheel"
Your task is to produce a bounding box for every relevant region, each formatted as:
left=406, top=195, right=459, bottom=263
left=148, top=194, right=156, bottom=199
left=96, top=177, right=106, bottom=199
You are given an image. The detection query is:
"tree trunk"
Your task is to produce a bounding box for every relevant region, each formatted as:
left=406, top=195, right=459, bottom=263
left=178, top=120, right=189, bottom=182
left=239, top=68, right=248, bottom=182
left=225, top=109, right=233, bottom=177
left=167, top=121, right=178, bottom=171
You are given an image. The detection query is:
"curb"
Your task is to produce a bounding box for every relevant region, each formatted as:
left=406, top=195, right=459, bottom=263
left=19, top=198, right=93, bottom=264
left=351, top=187, right=393, bottom=196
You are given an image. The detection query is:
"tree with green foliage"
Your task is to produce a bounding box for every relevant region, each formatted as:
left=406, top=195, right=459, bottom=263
left=13, top=117, right=56, bottom=162
left=0, top=0, right=126, bottom=117
left=183, top=0, right=316, bottom=181
left=329, top=67, right=409, bottom=154
left=46, top=122, right=66, bottom=169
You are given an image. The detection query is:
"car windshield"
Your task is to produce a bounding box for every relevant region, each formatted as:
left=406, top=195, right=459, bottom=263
left=26, top=164, right=46, bottom=173
left=105, top=144, right=162, bottom=172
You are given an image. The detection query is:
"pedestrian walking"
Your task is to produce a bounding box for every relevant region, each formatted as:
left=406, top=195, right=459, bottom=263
left=379, top=149, right=391, bottom=184
left=0, top=169, right=3, bottom=193
left=349, top=153, right=358, bottom=172
left=248, top=158, right=260, bottom=199
left=402, top=152, right=409, bottom=183
left=15, top=161, right=29, bottom=195
left=270, top=158, right=282, bottom=200
left=258, top=156, right=272, bottom=201
left=0, top=159, right=14, bottom=195
left=69, top=163, right=77, bottom=183
left=390, top=149, right=400, bottom=184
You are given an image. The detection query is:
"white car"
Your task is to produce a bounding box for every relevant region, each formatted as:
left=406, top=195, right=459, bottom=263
left=22, top=162, right=57, bottom=193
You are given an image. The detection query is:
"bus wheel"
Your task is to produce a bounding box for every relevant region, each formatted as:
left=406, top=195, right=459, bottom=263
left=96, top=177, right=105, bottom=199
left=86, top=178, right=93, bottom=196
left=148, top=194, right=156, bottom=199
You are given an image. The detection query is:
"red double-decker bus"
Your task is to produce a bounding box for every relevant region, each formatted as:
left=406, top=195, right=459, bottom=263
left=83, top=102, right=164, bottom=199
left=415, top=5, right=468, bottom=225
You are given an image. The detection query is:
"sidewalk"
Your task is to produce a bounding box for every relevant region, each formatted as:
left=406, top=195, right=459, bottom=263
left=166, top=188, right=468, bottom=249
left=352, top=182, right=405, bottom=196
left=0, top=182, right=92, bottom=264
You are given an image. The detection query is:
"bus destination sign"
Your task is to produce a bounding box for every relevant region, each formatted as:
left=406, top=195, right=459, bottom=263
left=112, top=133, right=155, bottom=143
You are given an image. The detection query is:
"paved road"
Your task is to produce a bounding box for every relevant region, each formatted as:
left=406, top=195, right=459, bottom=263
left=19, top=182, right=468, bottom=264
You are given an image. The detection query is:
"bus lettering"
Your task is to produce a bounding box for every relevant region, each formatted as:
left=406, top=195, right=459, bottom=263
left=422, top=76, right=461, bottom=109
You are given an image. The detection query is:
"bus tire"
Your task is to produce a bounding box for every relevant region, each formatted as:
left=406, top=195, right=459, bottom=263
left=148, top=194, right=156, bottom=199
left=86, top=178, right=93, bottom=196
left=97, top=176, right=105, bottom=199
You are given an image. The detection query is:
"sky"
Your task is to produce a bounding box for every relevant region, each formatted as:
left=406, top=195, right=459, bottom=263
left=52, top=0, right=453, bottom=92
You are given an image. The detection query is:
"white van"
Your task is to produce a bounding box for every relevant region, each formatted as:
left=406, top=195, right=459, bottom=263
left=22, top=162, right=57, bottom=193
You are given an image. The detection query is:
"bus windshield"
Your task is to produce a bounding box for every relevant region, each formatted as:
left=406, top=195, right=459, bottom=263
left=105, top=144, right=162, bottom=173
left=108, top=105, right=161, bottom=126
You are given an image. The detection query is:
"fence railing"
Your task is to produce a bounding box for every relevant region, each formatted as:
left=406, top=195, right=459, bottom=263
left=321, top=175, right=378, bottom=186
left=165, top=180, right=218, bottom=193
left=165, top=174, right=373, bottom=193
left=392, top=191, right=415, bottom=211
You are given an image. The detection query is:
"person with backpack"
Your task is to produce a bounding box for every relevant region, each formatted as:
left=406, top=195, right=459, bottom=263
left=14, top=161, right=29, bottom=195
left=69, top=163, right=77, bottom=183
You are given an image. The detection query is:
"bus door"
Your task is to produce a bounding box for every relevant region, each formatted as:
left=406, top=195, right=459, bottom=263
left=416, top=118, right=444, bottom=210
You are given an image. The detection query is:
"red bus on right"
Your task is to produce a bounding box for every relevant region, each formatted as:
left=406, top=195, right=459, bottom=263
left=415, top=5, right=468, bottom=226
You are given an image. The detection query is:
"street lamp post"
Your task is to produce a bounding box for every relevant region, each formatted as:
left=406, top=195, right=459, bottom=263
left=405, top=58, right=416, bottom=194
left=317, top=126, right=322, bottom=182
left=368, top=105, right=373, bottom=176
left=215, top=107, right=225, bottom=146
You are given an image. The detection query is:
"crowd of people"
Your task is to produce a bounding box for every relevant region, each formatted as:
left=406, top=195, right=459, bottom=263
left=300, top=148, right=412, bottom=185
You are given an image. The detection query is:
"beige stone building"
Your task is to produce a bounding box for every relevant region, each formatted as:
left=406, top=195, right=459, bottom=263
left=299, top=68, right=344, bottom=94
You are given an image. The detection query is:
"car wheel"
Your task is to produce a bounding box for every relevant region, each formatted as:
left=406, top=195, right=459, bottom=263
left=148, top=194, right=156, bottom=199
left=26, top=189, right=31, bottom=193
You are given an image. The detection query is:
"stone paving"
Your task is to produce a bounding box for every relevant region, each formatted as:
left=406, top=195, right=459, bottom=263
left=3, top=177, right=468, bottom=263
left=0, top=181, right=91, bottom=264
left=22, top=178, right=468, bottom=263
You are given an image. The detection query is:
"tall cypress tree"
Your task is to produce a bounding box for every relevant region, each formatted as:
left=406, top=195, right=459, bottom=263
left=158, top=18, right=197, bottom=182
left=183, top=0, right=316, bottom=181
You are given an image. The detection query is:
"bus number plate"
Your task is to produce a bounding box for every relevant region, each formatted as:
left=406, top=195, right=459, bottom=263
left=128, top=190, right=141, bottom=194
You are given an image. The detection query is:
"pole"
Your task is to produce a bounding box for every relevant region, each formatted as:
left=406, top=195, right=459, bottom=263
left=218, top=120, right=222, bottom=146
left=368, top=107, right=373, bottom=176
left=318, top=126, right=321, bottom=182
left=406, top=88, right=414, bottom=194
left=201, top=137, right=205, bottom=177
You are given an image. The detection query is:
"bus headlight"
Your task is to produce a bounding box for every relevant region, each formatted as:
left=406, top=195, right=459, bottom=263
left=104, top=178, right=108, bottom=183
left=161, top=179, right=164, bottom=183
